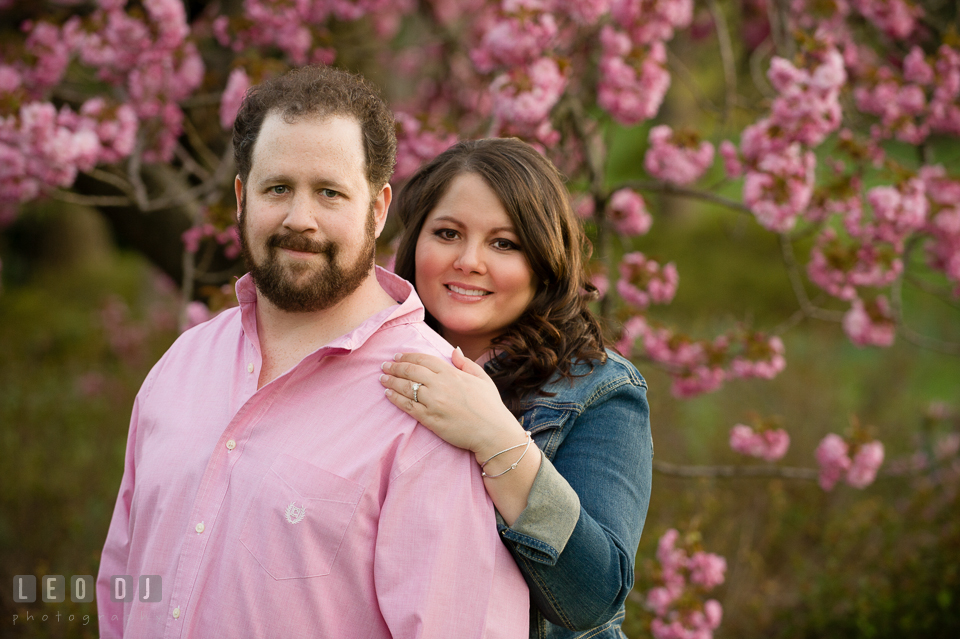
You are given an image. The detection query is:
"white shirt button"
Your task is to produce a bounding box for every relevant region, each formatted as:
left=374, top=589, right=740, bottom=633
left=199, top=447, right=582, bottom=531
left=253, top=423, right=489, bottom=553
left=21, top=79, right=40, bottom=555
left=195, top=522, right=205, bottom=533
left=173, top=607, right=180, bottom=619
left=226, top=439, right=236, bottom=450
left=247, top=363, right=254, bottom=373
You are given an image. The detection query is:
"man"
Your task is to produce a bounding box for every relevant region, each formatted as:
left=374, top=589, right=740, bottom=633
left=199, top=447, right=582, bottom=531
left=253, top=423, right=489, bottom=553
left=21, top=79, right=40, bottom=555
left=96, top=66, right=528, bottom=638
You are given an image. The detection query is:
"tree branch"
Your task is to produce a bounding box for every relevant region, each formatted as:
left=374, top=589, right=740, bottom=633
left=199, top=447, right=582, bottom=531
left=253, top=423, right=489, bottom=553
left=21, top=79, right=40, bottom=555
left=653, top=455, right=950, bottom=480
left=779, top=233, right=846, bottom=322
left=890, top=271, right=960, bottom=356
left=622, top=179, right=754, bottom=216
left=50, top=189, right=132, bottom=207
left=707, top=0, right=737, bottom=125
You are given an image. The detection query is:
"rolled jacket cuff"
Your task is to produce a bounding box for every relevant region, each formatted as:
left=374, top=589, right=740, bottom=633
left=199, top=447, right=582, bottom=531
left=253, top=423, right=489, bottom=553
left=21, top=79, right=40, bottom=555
left=496, top=455, right=581, bottom=565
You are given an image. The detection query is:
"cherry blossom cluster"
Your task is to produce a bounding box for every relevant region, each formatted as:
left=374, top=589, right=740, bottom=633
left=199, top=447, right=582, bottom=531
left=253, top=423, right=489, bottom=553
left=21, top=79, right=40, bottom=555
left=181, top=222, right=241, bottom=260
left=644, top=529, right=726, bottom=639
left=213, top=0, right=414, bottom=66
left=616, top=322, right=786, bottom=398
left=729, top=423, right=790, bottom=461
left=606, top=188, right=652, bottom=236
left=393, top=112, right=459, bottom=181
left=919, top=165, right=960, bottom=292
left=595, top=0, right=692, bottom=125
left=617, top=251, right=678, bottom=309
left=1, top=0, right=204, bottom=214
left=644, top=126, right=715, bottom=186
left=854, top=45, right=960, bottom=143
left=723, top=36, right=846, bottom=232
left=842, top=295, right=896, bottom=347
left=597, top=27, right=671, bottom=126
left=815, top=433, right=885, bottom=490
left=459, top=0, right=691, bottom=143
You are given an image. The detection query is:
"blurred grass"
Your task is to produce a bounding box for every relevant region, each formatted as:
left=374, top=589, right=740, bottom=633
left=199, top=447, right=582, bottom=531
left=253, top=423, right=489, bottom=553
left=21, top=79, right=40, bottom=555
left=1, top=206, right=178, bottom=638
left=2, top=195, right=959, bottom=638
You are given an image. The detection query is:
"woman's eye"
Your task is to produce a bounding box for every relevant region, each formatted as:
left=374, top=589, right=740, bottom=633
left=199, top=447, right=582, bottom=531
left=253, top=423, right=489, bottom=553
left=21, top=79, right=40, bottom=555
left=435, top=229, right=458, bottom=240
left=493, top=239, right=519, bottom=251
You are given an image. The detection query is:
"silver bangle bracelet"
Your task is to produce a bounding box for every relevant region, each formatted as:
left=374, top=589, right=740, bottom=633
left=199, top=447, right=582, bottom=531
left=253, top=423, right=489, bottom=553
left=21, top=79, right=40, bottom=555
left=480, top=431, right=533, bottom=478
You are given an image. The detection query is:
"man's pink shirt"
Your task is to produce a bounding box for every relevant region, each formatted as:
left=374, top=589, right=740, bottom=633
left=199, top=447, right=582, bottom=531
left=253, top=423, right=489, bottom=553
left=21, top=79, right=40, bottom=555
left=96, top=268, right=528, bottom=638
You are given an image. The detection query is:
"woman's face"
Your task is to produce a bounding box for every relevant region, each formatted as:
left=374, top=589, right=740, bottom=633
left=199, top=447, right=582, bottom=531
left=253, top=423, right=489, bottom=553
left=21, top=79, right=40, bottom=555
left=415, top=172, right=537, bottom=356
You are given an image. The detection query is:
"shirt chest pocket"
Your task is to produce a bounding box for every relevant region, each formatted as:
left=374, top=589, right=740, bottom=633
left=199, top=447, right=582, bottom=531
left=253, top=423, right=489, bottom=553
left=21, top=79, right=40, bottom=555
left=239, top=453, right=364, bottom=580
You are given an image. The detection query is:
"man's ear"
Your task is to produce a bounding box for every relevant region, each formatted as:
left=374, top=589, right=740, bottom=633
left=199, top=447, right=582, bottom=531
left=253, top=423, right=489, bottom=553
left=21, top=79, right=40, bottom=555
left=372, top=183, right=392, bottom=238
left=234, top=176, right=243, bottom=222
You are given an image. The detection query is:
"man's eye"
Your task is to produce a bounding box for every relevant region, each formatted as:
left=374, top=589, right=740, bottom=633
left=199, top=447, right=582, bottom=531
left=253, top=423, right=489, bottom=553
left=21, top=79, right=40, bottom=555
left=270, top=185, right=288, bottom=194
left=320, top=188, right=339, bottom=198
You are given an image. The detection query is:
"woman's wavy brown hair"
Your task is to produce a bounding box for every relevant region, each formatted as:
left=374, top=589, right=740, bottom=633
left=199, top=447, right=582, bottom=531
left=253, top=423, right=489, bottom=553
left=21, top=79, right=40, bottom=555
left=394, top=138, right=607, bottom=413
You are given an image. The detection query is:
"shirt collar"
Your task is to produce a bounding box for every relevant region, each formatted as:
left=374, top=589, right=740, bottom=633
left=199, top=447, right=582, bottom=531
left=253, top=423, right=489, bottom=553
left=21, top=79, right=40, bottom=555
left=235, top=267, right=425, bottom=357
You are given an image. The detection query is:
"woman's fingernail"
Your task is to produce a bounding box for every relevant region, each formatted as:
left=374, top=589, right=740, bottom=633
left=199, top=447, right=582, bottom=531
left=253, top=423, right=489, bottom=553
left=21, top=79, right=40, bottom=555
left=381, top=362, right=390, bottom=371
left=379, top=374, right=387, bottom=383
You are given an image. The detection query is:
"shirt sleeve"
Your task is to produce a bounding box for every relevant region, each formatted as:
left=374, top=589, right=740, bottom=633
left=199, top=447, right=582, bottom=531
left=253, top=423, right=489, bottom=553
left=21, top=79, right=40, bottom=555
left=374, top=440, right=528, bottom=639
left=498, top=380, right=653, bottom=630
left=96, top=394, right=141, bottom=639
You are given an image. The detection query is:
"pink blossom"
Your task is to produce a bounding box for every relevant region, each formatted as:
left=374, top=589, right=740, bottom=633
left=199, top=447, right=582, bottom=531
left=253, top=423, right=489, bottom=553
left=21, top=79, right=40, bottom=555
left=807, top=228, right=903, bottom=300
left=470, top=12, right=558, bottom=73
left=671, top=366, right=725, bottom=398
left=394, top=112, right=458, bottom=181
left=597, top=29, right=670, bottom=125
left=816, top=433, right=852, bottom=491
left=742, top=145, right=816, bottom=232
left=843, top=296, right=896, bottom=347
left=688, top=551, right=727, bottom=589
left=729, top=334, right=785, bottom=380
left=220, top=68, right=251, bottom=130
left=851, top=0, right=922, bottom=40
left=866, top=178, right=928, bottom=243
left=557, top=0, right=610, bottom=24
left=183, top=300, right=213, bottom=331
left=615, top=315, right=647, bottom=357
left=489, top=57, right=566, bottom=141
left=644, top=125, right=715, bottom=185
left=607, top=188, right=652, bottom=235
left=718, top=140, right=742, bottom=178
left=611, top=0, right=694, bottom=45
left=847, top=440, right=885, bottom=488
left=590, top=273, right=609, bottom=299
left=729, top=424, right=790, bottom=461
left=617, top=252, right=678, bottom=308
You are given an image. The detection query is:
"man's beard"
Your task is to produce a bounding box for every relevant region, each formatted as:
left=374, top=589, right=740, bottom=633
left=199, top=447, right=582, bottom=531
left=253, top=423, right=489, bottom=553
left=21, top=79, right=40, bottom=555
left=239, top=198, right=377, bottom=313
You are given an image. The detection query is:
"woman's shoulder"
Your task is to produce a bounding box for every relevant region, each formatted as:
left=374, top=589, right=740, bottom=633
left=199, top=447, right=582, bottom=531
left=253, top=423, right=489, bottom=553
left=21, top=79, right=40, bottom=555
left=526, top=349, right=647, bottom=409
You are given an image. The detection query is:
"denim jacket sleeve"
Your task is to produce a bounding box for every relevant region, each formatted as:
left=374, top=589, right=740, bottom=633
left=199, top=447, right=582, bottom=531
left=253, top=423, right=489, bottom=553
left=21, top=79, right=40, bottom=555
left=496, top=360, right=653, bottom=631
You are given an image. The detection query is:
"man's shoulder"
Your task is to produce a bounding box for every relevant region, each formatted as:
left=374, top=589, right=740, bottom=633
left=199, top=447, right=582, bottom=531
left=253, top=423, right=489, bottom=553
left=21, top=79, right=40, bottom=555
left=370, top=315, right=453, bottom=360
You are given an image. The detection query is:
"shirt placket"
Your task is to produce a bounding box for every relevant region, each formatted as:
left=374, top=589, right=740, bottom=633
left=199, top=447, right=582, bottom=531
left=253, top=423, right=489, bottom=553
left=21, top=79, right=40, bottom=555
left=161, top=343, right=272, bottom=638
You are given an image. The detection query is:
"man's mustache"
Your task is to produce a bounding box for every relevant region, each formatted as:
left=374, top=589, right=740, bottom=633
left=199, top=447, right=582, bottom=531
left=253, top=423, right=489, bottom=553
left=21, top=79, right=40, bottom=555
left=269, top=232, right=335, bottom=256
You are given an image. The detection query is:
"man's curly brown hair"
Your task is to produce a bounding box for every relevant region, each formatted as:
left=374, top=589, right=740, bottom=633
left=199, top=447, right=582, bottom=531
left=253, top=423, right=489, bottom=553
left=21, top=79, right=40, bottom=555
left=233, top=65, right=396, bottom=194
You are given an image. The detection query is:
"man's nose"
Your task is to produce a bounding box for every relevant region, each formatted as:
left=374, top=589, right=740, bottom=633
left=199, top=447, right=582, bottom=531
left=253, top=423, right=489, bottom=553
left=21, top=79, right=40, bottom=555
left=283, top=193, right=319, bottom=233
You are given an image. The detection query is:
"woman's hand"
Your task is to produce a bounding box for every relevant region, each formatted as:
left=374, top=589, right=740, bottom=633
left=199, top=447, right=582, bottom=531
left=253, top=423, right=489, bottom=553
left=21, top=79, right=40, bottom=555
left=379, top=348, right=526, bottom=463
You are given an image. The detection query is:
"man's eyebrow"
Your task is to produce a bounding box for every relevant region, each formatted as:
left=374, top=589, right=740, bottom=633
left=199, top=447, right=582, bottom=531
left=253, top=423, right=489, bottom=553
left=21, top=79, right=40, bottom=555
left=255, top=174, right=351, bottom=191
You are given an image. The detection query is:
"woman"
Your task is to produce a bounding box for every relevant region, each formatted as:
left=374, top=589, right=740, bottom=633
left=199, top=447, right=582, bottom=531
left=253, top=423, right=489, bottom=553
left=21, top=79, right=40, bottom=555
left=378, top=138, right=653, bottom=639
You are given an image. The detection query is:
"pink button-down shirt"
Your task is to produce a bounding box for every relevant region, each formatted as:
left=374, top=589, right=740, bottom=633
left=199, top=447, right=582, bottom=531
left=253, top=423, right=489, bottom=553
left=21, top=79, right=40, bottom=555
left=96, top=268, right=528, bottom=638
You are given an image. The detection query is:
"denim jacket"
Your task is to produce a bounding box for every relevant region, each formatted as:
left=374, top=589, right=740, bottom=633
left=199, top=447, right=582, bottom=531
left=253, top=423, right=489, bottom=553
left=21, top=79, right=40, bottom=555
left=485, top=349, right=653, bottom=639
